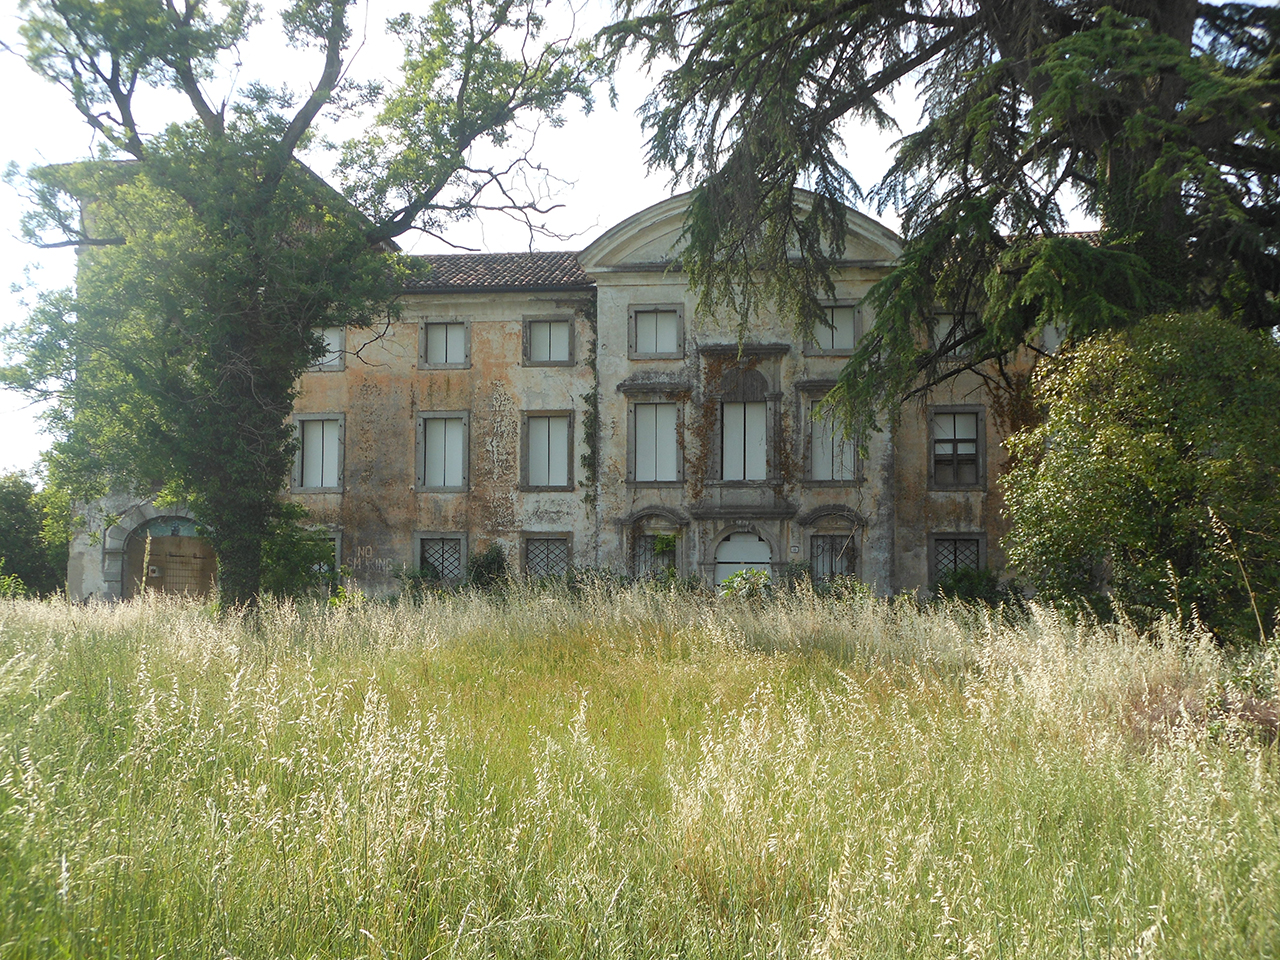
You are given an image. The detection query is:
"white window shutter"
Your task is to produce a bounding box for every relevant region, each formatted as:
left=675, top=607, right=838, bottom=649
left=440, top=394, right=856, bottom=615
left=744, top=401, right=766, bottom=479
left=635, top=311, right=656, bottom=354
left=655, top=311, right=678, bottom=354
left=444, top=417, right=465, bottom=487
left=723, top=402, right=745, bottom=481
left=655, top=403, right=678, bottom=480
left=547, top=416, right=569, bottom=486
left=321, top=419, right=340, bottom=487
left=302, top=419, right=323, bottom=488
left=550, top=321, right=569, bottom=361
left=445, top=323, right=464, bottom=363
left=635, top=403, right=657, bottom=482
left=424, top=419, right=446, bottom=488
left=812, top=414, right=834, bottom=481
left=529, top=416, right=550, bottom=485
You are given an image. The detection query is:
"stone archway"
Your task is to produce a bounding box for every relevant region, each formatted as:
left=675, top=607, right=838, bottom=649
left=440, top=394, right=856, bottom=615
left=122, top=515, right=217, bottom=598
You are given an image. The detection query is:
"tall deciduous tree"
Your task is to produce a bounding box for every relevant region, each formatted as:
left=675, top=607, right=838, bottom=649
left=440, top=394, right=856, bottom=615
left=3, top=0, right=600, bottom=604
left=603, top=1, right=1280, bottom=424
left=1002, top=313, right=1280, bottom=641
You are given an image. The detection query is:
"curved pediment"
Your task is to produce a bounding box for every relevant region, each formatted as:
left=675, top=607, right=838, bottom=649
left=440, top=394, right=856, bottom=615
left=578, top=191, right=902, bottom=274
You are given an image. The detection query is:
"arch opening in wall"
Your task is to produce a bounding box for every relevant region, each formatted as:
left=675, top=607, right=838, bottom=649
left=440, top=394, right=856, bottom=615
left=626, top=509, right=687, bottom=580
left=122, top=515, right=217, bottom=599
left=714, top=531, right=772, bottom=585
left=799, top=508, right=863, bottom=584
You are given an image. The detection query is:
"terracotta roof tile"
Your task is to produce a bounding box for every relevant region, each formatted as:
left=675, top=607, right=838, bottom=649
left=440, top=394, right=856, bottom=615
left=403, top=250, right=592, bottom=292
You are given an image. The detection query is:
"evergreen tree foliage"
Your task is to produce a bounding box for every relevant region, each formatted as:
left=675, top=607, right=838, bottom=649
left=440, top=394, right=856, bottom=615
left=3, top=0, right=601, bottom=604
left=1003, top=313, right=1280, bottom=641
left=604, top=1, right=1280, bottom=427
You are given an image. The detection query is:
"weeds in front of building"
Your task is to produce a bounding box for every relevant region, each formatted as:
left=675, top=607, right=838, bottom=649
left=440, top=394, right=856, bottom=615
left=0, top=586, right=1277, bottom=958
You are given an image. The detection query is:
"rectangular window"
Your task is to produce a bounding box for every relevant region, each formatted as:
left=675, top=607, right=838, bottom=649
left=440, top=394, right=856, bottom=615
left=311, top=326, right=344, bottom=371
left=418, top=413, right=468, bottom=490
left=722, top=401, right=767, bottom=481
left=421, top=321, right=468, bottom=368
left=629, top=305, right=683, bottom=358
left=525, top=319, right=572, bottom=364
left=811, top=534, right=856, bottom=581
left=297, top=417, right=342, bottom=490
left=932, top=312, right=975, bottom=358
left=809, top=305, right=858, bottom=354
left=419, top=536, right=464, bottom=581
left=809, top=401, right=857, bottom=482
left=525, top=413, right=572, bottom=488
left=932, top=536, right=983, bottom=581
left=633, top=402, right=680, bottom=482
left=525, top=536, right=571, bottom=578
left=932, top=409, right=982, bottom=487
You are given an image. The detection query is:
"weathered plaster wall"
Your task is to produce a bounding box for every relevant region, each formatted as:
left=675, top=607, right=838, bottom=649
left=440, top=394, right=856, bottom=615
left=292, top=290, right=596, bottom=591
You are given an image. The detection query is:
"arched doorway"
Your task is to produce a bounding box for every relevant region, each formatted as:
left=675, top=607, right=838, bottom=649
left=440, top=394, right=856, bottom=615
left=714, top=531, right=772, bottom=585
left=123, top=516, right=217, bottom=598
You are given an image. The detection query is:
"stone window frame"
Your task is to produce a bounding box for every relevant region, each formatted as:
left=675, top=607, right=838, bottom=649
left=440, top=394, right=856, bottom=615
left=929, top=404, right=986, bottom=491
left=927, top=532, right=988, bottom=586
left=808, top=530, right=859, bottom=581
left=520, top=410, right=576, bottom=491
left=309, top=326, right=346, bottom=372
left=708, top=366, right=780, bottom=485
left=415, top=410, right=470, bottom=492
left=417, top=317, right=472, bottom=370
left=628, top=303, right=685, bottom=360
left=801, top=301, right=861, bottom=357
left=522, top=315, right=576, bottom=367
left=292, top=412, right=345, bottom=493
left=521, top=532, right=574, bottom=578
left=413, top=530, right=469, bottom=583
left=796, top=382, right=860, bottom=486
left=625, top=393, right=685, bottom=486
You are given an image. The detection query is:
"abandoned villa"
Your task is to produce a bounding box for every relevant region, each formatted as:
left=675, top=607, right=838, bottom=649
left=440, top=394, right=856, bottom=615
left=66, top=193, right=1014, bottom=599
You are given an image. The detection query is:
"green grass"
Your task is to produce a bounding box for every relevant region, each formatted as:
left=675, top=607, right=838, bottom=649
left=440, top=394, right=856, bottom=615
left=0, top=583, right=1277, bottom=958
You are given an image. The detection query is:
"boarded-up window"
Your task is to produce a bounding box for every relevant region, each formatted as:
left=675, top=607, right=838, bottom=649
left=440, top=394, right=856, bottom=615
left=424, top=322, right=466, bottom=365
left=722, top=401, right=767, bottom=481
left=634, top=402, right=679, bottom=482
left=714, top=532, right=771, bottom=584
left=422, top=416, right=467, bottom=489
left=300, top=418, right=341, bottom=488
left=632, top=308, right=681, bottom=356
left=420, top=537, right=464, bottom=580
left=812, top=306, right=858, bottom=352
left=526, top=320, right=571, bottom=363
left=933, top=411, right=980, bottom=486
left=527, top=414, right=571, bottom=487
left=810, top=402, right=857, bottom=481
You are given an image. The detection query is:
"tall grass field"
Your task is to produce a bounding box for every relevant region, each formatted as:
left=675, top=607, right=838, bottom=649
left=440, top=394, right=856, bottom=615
left=1, top=584, right=1277, bottom=958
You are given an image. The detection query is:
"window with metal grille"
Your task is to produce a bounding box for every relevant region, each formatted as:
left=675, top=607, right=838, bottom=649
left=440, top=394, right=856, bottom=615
left=932, top=410, right=981, bottom=486
left=933, top=537, right=981, bottom=580
left=419, top=537, right=464, bottom=581
left=811, top=534, right=856, bottom=581
left=634, top=534, right=677, bottom=578
left=525, top=537, right=570, bottom=578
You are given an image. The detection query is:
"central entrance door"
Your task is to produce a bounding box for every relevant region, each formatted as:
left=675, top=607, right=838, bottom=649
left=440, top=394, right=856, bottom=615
left=123, top=516, right=218, bottom=598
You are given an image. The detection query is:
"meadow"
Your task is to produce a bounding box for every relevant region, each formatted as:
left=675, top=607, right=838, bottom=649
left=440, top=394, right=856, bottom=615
left=0, top=583, right=1277, bottom=958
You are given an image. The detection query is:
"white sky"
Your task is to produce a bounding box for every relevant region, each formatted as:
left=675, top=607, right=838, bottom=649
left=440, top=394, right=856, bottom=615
left=0, top=0, right=906, bottom=477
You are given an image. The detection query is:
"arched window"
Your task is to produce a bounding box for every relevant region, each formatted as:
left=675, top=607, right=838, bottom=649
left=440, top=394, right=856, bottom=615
left=714, top=532, right=772, bottom=584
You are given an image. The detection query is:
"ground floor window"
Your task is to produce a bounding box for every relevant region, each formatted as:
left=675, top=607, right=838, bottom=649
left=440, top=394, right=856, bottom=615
left=810, top=533, right=856, bottom=581
left=714, top=532, right=771, bottom=585
left=634, top=532, right=678, bottom=578
left=932, top=536, right=982, bottom=582
left=524, top=536, right=571, bottom=578
left=420, top=536, right=464, bottom=581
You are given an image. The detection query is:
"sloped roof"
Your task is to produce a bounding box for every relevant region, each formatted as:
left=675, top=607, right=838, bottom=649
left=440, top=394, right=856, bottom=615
left=404, top=250, right=593, bottom=293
